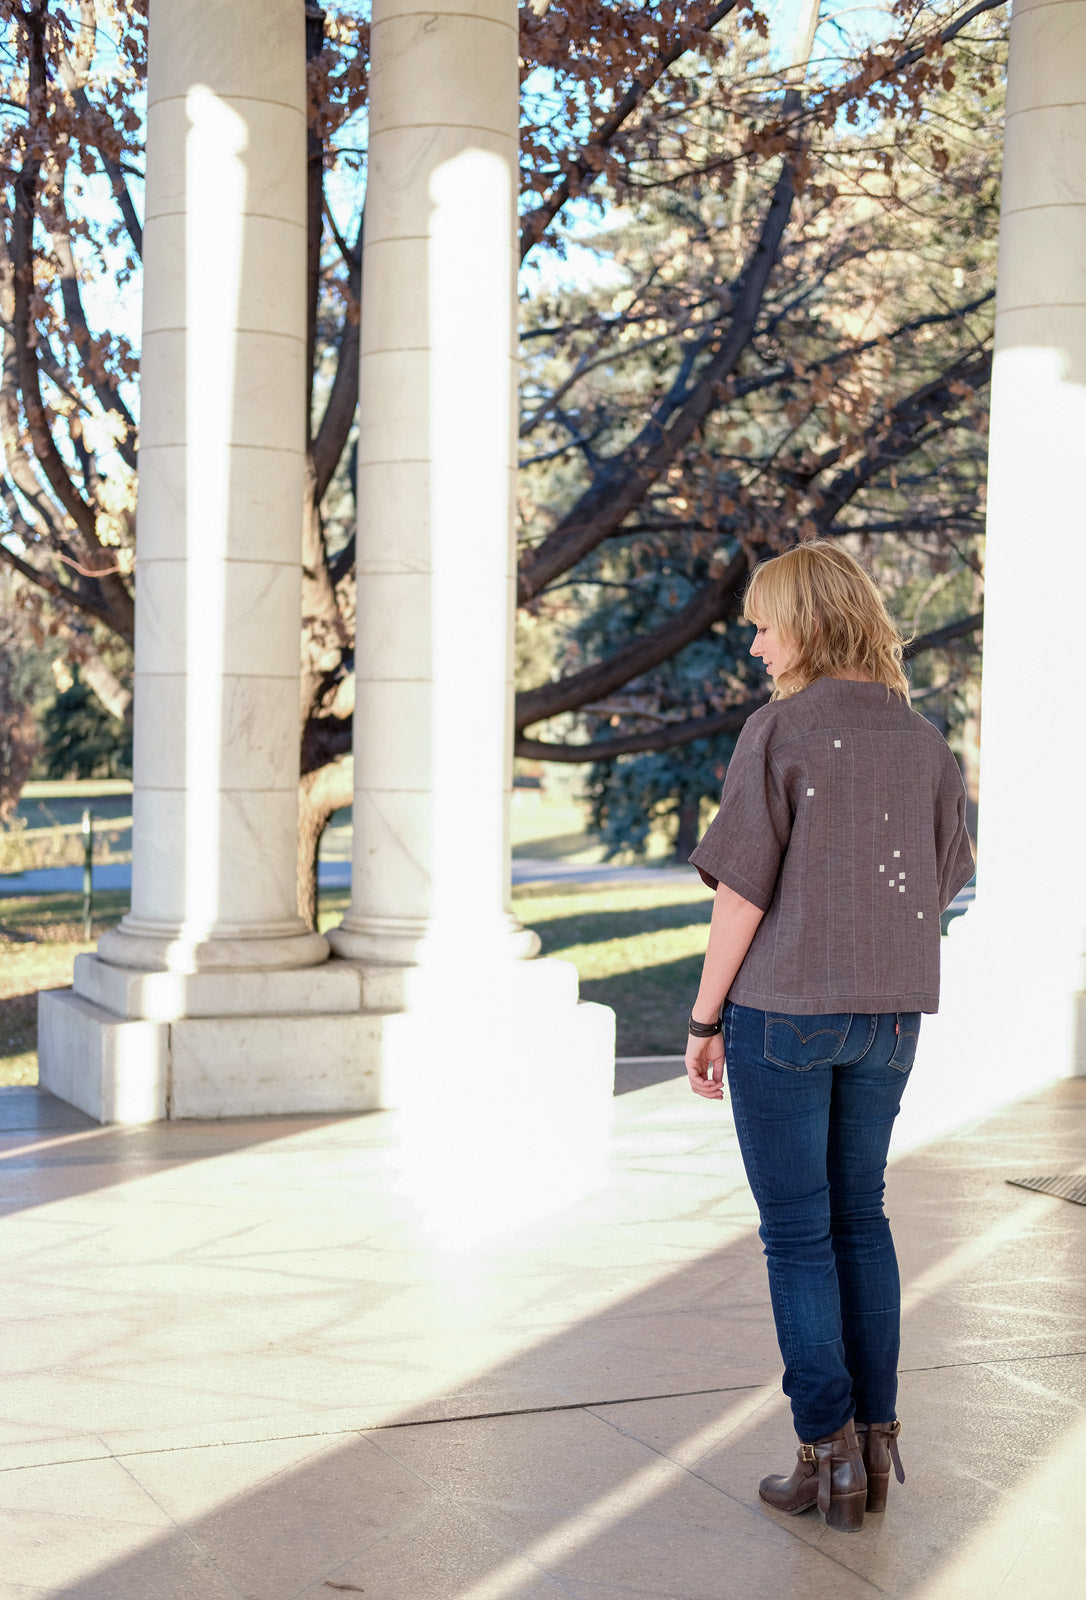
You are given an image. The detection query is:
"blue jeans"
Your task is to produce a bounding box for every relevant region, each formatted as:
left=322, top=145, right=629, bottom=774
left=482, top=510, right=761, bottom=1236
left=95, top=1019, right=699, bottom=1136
left=724, top=1002, right=919, bottom=1442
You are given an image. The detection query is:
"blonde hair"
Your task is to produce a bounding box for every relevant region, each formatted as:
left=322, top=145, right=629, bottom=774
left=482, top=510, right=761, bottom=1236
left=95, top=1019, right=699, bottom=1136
left=743, top=541, right=910, bottom=701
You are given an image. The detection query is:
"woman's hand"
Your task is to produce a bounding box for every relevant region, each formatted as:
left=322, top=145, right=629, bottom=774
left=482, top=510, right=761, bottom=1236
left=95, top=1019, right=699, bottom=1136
left=686, top=1031, right=726, bottom=1099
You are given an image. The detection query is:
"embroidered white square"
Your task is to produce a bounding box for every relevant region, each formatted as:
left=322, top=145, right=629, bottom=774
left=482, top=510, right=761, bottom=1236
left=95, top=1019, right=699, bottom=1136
left=807, top=788, right=815, bottom=796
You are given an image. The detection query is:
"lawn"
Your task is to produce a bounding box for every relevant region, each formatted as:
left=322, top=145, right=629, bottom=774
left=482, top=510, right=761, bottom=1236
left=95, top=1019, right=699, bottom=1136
left=0, top=878, right=712, bottom=1085
left=0, top=890, right=131, bottom=1086
left=3, top=780, right=133, bottom=873
left=511, top=879, right=712, bottom=1055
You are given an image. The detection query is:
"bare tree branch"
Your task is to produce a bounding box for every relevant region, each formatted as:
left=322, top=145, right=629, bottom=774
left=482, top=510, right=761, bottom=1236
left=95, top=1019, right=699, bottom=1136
left=311, top=212, right=363, bottom=503
left=64, top=624, right=133, bottom=722
left=520, top=0, right=742, bottom=260
left=0, top=530, right=126, bottom=637
left=903, top=610, right=982, bottom=658
left=90, top=127, right=143, bottom=257
left=305, top=0, right=326, bottom=444
left=54, top=0, right=97, bottom=93
left=517, top=611, right=984, bottom=764
left=49, top=204, right=138, bottom=471
left=516, top=692, right=767, bottom=762
left=516, top=334, right=990, bottom=737
left=10, top=6, right=98, bottom=548
left=814, top=354, right=991, bottom=531
left=516, top=550, right=747, bottom=730
left=518, top=142, right=803, bottom=604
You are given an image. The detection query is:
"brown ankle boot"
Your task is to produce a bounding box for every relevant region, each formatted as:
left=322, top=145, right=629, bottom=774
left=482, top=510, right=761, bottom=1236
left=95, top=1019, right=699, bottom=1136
left=759, top=1419, right=867, bottom=1531
left=855, top=1420, right=905, bottom=1511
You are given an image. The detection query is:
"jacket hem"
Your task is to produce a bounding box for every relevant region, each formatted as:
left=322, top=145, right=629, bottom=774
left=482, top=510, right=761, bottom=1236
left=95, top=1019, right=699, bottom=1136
left=687, top=856, right=771, bottom=912
left=726, top=987, right=940, bottom=1016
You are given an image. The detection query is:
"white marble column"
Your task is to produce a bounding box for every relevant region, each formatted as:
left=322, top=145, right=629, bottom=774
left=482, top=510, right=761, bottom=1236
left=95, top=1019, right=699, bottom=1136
left=328, top=0, right=539, bottom=980
left=97, top=0, right=326, bottom=974
left=974, top=0, right=1086, bottom=1068
left=921, top=0, right=1086, bottom=1122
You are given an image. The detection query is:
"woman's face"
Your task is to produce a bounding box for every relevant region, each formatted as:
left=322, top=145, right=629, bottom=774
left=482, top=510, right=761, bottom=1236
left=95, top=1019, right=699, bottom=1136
left=748, top=612, right=797, bottom=682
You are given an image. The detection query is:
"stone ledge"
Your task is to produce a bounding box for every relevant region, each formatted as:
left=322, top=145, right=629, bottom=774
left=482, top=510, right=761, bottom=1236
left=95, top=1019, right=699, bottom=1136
left=73, top=954, right=364, bottom=1022
left=38, top=990, right=169, bottom=1125
left=170, top=1013, right=384, bottom=1118
left=351, top=953, right=582, bottom=1013
left=38, top=983, right=615, bottom=1125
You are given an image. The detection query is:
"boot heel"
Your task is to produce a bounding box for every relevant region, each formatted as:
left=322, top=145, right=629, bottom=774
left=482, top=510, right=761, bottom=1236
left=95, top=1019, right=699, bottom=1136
left=825, top=1488, right=866, bottom=1532
left=857, top=1420, right=903, bottom=1512
left=866, top=1472, right=889, bottom=1513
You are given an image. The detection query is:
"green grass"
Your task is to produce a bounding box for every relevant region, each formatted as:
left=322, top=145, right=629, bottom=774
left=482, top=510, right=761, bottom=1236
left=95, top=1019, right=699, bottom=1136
left=0, top=890, right=130, bottom=1086
left=0, top=879, right=712, bottom=1085
left=512, top=880, right=713, bottom=1055
left=3, top=780, right=134, bottom=872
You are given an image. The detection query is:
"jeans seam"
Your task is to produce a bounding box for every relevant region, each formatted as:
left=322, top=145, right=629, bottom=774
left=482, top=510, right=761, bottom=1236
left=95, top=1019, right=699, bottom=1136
left=888, top=1011, right=921, bottom=1071
left=850, top=1013, right=878, bottom=1064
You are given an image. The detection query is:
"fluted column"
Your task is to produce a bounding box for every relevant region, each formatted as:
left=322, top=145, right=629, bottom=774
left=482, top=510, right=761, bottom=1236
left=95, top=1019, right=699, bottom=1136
left=329, top=0, right=537, bottom=974
left=98, top=0, right=326, bottom=974
left=940, top=0, right=1086, bottom=1082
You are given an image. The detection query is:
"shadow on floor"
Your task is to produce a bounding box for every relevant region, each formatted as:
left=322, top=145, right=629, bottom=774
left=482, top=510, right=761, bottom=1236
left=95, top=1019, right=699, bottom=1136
left=2, top=1081, right=1083, bottom=1599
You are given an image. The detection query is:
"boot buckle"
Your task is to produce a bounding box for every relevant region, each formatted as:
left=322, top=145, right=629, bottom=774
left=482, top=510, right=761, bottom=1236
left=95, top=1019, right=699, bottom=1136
left=798, top=1443, right=817, bottom=1463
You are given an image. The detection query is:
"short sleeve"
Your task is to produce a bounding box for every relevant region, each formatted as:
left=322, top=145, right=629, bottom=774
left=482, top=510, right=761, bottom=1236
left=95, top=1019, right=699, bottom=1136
left=936, top=752, right=975, bottom=911
left=688, top=715, right=793, bottom=910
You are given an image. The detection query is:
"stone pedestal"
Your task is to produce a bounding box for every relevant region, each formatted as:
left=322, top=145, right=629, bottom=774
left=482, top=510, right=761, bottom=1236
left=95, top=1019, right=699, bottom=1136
left=924, top=0, right=1086, bottom=1098
left=325, top=0, right=615, bottom=1104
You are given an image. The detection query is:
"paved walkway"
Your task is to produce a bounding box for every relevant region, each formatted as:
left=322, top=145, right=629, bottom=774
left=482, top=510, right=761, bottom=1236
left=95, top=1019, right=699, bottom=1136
left=0, top=1065, right=1082, bottom=1598
left=0, top=861, right=687, bottom=896
left=0, top=861, right=354, bottom=898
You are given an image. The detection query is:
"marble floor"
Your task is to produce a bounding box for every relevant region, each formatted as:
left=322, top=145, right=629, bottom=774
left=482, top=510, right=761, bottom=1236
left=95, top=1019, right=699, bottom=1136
left=0, top=1062, right=1082, bottom=1599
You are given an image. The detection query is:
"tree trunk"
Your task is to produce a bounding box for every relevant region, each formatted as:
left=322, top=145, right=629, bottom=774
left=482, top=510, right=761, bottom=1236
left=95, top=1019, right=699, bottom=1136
left=67, top=631, right=133, bottom=724
left=297, top=754, right=353, bottom=930
left=673, top=795, right=701, bottom=864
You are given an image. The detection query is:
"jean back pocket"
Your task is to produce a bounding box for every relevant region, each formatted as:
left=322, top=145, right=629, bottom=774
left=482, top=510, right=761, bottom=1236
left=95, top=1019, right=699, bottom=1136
left=889, top=1012, right=921, bottom=1072
left=763, top=1013, right=852, bottom=1071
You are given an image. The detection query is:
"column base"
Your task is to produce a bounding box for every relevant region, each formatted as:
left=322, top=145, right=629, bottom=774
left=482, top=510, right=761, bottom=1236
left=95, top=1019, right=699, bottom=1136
left=98, top=917, right=330, bottom=974
left=38, top=955, right=616, bottom=1125
left=37, top=990, right=170, bottom=1124
left=359, top=960, right=616, bottom=1111
left=348, top=950, right=581, bottom=1014
left=72, top=953, right=363, bottom=1021
left=38, top=986, right=384, bottom=1123
left=327, top=912, right=541, bottom=965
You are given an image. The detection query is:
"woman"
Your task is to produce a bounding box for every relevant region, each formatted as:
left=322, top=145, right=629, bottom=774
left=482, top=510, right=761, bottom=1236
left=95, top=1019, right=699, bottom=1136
left=686, top=541, right=974, bottom=1532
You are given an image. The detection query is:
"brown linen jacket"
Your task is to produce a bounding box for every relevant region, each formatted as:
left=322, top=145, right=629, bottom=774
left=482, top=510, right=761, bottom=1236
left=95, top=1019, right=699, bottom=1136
left=689, top=678, right=975, bottom=1015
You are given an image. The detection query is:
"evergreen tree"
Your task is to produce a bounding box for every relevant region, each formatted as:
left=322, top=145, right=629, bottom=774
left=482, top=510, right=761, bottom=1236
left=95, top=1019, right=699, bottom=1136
left=38, top=669, right=132, bottom=780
